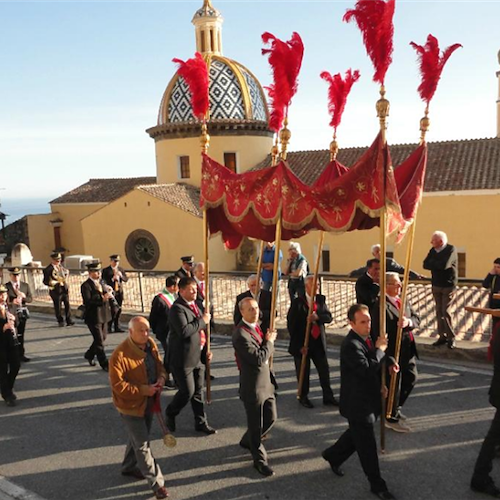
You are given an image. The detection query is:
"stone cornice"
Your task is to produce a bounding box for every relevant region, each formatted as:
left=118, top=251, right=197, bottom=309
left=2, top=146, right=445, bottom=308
left=146, top=120, right=274, bottom=141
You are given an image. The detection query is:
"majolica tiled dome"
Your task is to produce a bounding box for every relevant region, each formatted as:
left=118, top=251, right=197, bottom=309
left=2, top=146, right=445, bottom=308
left=157, top=55, right=268, bottom=125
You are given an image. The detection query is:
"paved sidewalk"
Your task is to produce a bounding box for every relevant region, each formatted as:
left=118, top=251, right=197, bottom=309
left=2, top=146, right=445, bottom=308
left=0, top=313, right=495, bottom=500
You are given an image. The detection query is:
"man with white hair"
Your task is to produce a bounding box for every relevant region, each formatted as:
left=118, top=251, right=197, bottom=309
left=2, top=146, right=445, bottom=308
left=109, top=316, right=169, bottom=499
left=423, top=231, right=458, bottom=349
left=285, top=242, right=308, bottom=301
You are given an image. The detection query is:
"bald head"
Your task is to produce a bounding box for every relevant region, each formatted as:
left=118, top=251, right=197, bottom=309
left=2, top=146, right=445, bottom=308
left=128, top=316, right=150, bottom=347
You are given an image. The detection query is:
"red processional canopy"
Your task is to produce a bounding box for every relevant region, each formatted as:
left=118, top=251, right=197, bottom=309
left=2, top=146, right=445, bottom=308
left=200, top=132, right=406, bottom=250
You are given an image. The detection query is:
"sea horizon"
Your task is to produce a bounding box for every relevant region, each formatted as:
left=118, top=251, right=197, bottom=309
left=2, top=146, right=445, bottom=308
left=0, top=197, right=52, bottom=225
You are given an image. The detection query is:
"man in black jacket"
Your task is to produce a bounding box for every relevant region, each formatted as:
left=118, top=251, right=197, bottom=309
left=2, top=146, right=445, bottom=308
left=356, top=259, right=381, bottom=309
left=371, top=273, right=420, bottom=433
left=6, top=267, right=33, bottom=362
left=43, top=252, right=74, bottom=327
left=0, top=284, right=21, bottom=407
left=471, top=313, right=500, bottom=498
left=149, top=275, right=179, bottom=389
left=287, top=275, right=337, bottom=408
left=102, top=254, right=128, bottom=333
left=165, top=277, right=216, bottom=435
left=233, top=297, right=277, bottom=477
left=175, top=256, right=194, bottom=279
left=321, top=303, right=398, bottom=500
left=423, top=231, right=458, bottom=349
left=81, top=262, right=113, bottom=371
left=483, top=258, right=500, bottom=329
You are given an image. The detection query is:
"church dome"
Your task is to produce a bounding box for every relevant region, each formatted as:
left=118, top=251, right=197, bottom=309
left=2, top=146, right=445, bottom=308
left=157, top=55, right=269, bottom=125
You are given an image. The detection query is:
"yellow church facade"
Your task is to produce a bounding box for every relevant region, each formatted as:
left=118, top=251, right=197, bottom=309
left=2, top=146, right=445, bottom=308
left=17, top=0, right=500, bottom=280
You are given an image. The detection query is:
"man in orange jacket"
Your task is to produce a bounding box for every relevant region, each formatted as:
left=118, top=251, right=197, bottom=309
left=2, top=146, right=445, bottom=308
left=109, top=316, right=169, bottom=499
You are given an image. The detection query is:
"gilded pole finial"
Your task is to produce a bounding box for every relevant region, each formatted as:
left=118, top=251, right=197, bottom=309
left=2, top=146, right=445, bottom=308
left=376, top=85, right=390, bottom=143
left=279, top=116, right=291, bottom=160
left=271, top=136, right=279, bottom=166
left=200, top=121, right=210, bottom=153
left=419, top=106, right=430, bottom=145
left=330, top=132, right=339, bottom=161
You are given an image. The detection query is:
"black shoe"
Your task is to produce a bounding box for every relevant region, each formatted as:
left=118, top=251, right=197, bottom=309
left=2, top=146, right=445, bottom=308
left=21, top=356, right=31, bottom=362
left=210, top=375, right=215, bottom=380
left=299, top=397, right=314, bottom=409
left=195, top=423, right=217, bottom=435
left=432, top=337, right=447, bottom=347
left=100, top=362, right=109, bottom=372
left=58, top=321, right=65, bottom=327
left=5, top=398, right=16, bottom=407
left=121, top=468, right=145, bottom=480
left=165, top=414, right=176, bottom=432
left=164, top=380, right=177, bottom=390
left=115, top=326, right=125, bottom=333
left=323, top=397, right=340, bottom=407
left=85, top=355, right=96, bottom=367
left=447, top=339, right=456, bottom=349
left=67, top=320, right=75, bottom=326
left=371, top=490, right=396, bottom=500
left=471, top=480, right=500, bottom=497
left=254, top=462, right=275, bottom=477
left=321, top=451, right=344, bottom=476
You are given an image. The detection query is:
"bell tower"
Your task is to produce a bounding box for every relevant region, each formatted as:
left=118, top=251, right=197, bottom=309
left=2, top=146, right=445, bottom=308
left=192, top=0, right=223, bottom=56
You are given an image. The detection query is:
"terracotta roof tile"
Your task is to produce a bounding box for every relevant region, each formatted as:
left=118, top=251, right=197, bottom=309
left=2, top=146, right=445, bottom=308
left=138, top=183, right=201, bottom=218
left=253, top=137, right=500, bottom=192
left=50, top=177, right=157, bottom=204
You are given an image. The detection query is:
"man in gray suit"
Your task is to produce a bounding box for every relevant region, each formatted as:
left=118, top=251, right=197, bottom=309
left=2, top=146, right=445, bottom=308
left=233, top=297, right=277, bottom=478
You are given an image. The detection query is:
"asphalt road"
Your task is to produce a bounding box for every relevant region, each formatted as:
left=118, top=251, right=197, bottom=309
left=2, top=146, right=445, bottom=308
left=0, top=313, right=497, bottom=500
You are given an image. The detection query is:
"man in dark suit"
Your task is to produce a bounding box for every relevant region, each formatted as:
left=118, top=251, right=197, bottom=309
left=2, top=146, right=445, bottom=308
left=193, top=262, right=215, bottom=333
left=175, top=256, right=194, bottom=279
left=0, top=284, right=21, bottom=407
left=102, top=254, right=128, bottom=333
left=423, top=230, right=458, bottom=349
left=287, top=275, right=338, bottom=408
left=165, top=277, right=216, bottom=435
left=482, top=258, right=500, bottom=335
left=371, top=244, right=424, bottom=280
left=6, top=267, right=32, bottom=362
left=149, top=275, right=179, bottom=389
left=371, top=273, right=420, bottom=433
left=234, top=274, right=277, bottom=391
left=355, top=259, right=381, bottom=309
left=233, top=275, right=272, bottom=335
left=322, top=303, right=398, bottom=500
left=81, top=262, right=113, bottom=371
left=471, top=315, right=500, bottom=498
left=233, top=297, right=277, bottom=477
left=43, top=252, right=74, bottom=327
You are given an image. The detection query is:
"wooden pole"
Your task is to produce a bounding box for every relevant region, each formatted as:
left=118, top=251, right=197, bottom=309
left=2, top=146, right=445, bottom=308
left=269, top=212, right=282, bottom=372
left=297, top=231, right=324, bottom=399
left=255, top=241, right=265, bottom=300
left=203, top=209, right=212, bottom=404
left=377, top=85, right=390, bottom=453
left=386, top=217, right=417, bottom=419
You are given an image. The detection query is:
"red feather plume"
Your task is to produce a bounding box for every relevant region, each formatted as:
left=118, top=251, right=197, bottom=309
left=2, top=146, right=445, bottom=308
left=172, top=52, right=209, bottom=120
left=410, top=35, right=462, bottom=106
left=320, top=69, right=360, bottom=130
left=343, top=0, right=395, bottom=85
left=261, top=32, right=304, bottom=132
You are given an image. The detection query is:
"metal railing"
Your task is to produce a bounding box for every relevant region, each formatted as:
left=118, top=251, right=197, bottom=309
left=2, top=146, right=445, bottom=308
left=1, top=267, right=492, bottom=342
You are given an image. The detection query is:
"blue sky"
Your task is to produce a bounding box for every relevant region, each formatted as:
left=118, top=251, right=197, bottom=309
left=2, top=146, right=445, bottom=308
left=1, top=0, right=499, bottom=208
